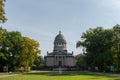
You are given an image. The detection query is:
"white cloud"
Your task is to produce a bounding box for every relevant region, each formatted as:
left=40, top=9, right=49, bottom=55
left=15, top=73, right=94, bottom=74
left=109, top=0, right=120, bottom=8
left=99, top=0, right=120, bottom=9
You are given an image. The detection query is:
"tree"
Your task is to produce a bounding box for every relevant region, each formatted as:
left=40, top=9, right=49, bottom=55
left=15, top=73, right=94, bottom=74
left=113, top=24, right=120, bottom=72
left=5, top=31, right=23, bottom=71
left=76, top=27, right=115, bottom=72
left=0, top=0, right=7, bottom=23
left=76, top=54, right=86, bottom=70
left=0, top=29, right=24, bottom=71
left=20, top=37, right=40, bottom=72
left=0, top=27, right=41, bottom=72
left=0, top=27, right=8, bottom=71
left=32, top=56, right=44, bottom=70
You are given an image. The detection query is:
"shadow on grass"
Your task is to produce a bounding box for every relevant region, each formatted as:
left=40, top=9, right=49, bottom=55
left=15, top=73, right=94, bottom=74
left=18, top=71, right=120, bottom=80
left=23, top=71, right=120, bottom=78
left=23, top=72, right=74, bottom=76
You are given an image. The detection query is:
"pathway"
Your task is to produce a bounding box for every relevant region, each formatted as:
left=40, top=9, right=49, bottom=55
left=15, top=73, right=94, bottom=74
left=0, top=73, right=18, bottom=78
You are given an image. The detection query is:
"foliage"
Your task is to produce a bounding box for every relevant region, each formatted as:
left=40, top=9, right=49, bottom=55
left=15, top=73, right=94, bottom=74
left=1, top=31, right=23, bottom=71
left=32, top=56, right=44, bottom=70
left=0, top=0, right=7, bottom=23
left=75, top=54, right=86, bottom=70
left=0, top=27, right=41, bottom=72
left=20, top=37, right=40, bottom=72
left=113, top=24, right=120, bottom=72
left=76, top=26, right=117, bottom=72
left=0, top=27, right=8, bottom=71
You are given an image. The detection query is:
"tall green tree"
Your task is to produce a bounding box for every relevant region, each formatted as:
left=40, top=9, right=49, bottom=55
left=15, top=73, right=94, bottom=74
left=20, top=37, right=40, bottom=72
left=0, top=29, right=24, bottom=71
left=0, top=27, right=41, bottom=72
left=0, top=0, right=7, bottom=23
left=77, top=27, right=114, bottom=71
left=113, top=24, right=120, bottom=72
left=5, top=31, right=23, bottom=71
left=0, top=27, right=8, bottom=71
left=32, top=56, right=44, bottom=70
left=76, top=54, right=86, bottom=70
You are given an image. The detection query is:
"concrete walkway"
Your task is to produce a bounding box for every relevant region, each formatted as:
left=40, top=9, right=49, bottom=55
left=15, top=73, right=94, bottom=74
left=0, top=73, right=18, bottom=78
left=88, top=72, right=120, bottom=77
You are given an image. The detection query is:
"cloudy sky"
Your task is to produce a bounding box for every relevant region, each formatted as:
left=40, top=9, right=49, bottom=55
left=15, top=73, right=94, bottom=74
left=2, top=0, right=120, bottom=56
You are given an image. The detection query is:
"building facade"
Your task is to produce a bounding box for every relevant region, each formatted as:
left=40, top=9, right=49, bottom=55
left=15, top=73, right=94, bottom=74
left=44, top=31, right=76, bottom=69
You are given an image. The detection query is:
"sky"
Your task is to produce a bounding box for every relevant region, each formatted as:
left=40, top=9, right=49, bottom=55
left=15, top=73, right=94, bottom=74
left=2, top=0, right=120, bottom=56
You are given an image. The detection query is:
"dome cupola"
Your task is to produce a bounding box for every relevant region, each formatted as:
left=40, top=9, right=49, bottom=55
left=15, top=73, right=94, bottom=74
left=54, top=31, right=67, bottom=51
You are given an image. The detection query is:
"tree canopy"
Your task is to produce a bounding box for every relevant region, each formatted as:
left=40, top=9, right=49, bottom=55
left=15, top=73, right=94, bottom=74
left=20, top=37, right=40, bottom=72
left=76, top=25, right=120, bottom=72
left=0, top=0, right=7, bottom=23
left=0, top=27, right=41, bottom=72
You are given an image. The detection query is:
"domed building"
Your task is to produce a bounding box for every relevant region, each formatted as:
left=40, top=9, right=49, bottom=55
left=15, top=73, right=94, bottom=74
left=44, top=31, right=76, bottom=69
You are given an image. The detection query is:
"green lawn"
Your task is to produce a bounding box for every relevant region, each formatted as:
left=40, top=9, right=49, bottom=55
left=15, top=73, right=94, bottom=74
left=0, top=71, right=120, bottom=80
left=0, top=72, right=8, bottom=75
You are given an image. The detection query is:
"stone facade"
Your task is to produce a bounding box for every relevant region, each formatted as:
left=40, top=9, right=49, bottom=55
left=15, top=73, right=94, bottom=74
left=44, top=31, right=76, bottom=69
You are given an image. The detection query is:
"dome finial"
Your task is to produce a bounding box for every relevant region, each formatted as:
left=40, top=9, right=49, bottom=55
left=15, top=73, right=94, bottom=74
left=59, top=31, right=61, bottom=34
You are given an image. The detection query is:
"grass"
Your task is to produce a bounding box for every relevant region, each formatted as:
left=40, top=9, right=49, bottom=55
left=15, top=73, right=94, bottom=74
left=0, top=72, right=8, bottom=75
left=0, top=71, right=120, bottom=80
